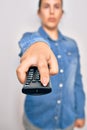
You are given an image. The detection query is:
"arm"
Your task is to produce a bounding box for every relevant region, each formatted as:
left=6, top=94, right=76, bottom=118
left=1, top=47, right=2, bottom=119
left=18, top=32, right=50, bottom=57
left=74, top=45, right=85, bottom=128
left=16, top=32, right=58, bottom=85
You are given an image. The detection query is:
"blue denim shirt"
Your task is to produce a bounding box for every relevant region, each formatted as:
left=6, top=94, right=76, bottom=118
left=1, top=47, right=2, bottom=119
left=18, top=26, right=85, bottom=129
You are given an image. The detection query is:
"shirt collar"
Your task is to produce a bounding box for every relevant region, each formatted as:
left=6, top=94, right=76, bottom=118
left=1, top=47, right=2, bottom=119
left=38, top=26, right=66, bottom=42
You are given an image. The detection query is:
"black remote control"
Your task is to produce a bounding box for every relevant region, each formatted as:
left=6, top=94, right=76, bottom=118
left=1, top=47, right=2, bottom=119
left=22, top=67, right=52, bottom=95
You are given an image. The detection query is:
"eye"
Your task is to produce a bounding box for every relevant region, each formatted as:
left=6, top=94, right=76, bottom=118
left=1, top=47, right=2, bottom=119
left=54, top=4, right=61, bottom=9
left=43, top=4, right=49, bottom=8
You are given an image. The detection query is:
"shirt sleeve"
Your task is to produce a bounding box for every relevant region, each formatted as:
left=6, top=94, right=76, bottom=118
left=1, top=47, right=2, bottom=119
left=18, top=32, right=50, bottom=57
left=74, top=44, right=85, bottom=119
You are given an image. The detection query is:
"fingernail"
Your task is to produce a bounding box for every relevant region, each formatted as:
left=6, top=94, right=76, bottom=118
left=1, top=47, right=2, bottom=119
left=42, top=78, right=47, bottom=86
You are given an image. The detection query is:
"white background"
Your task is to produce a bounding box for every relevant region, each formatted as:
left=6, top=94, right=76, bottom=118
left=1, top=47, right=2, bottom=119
left=0, top=0, right=87, bottom=130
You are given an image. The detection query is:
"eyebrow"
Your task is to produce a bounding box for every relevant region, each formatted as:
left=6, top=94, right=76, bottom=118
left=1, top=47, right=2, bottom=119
left=42, top=2, right=62, bottom=6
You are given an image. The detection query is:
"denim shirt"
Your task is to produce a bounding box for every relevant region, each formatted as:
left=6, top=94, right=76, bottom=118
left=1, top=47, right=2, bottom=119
left=18, top=26, right=85, bottom=129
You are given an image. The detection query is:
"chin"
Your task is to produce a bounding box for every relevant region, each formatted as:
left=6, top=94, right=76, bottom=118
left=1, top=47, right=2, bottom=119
left=46, top=25, right=58, bottom=30
left=45, top=22, right=58, bottom=29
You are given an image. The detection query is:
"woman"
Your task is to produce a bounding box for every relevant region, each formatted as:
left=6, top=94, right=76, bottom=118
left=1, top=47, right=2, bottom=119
left=16, top=0, right=85, bottom=130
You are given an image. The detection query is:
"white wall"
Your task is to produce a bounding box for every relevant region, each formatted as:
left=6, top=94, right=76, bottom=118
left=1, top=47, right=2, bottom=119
left=0, top=0, right=87, bottom=130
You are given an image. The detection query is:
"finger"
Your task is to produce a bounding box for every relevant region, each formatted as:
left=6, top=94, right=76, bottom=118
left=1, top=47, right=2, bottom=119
left=16, top=59, right=33, bottom=84
left=37, top=60, right=50, bottom=86
left=16, top=66, right=26, bottom=84
left=48, top=51, right=58, bottom=75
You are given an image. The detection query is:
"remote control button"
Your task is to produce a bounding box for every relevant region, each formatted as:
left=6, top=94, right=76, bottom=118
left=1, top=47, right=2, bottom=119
left=32, top=79, right=37, bottom=83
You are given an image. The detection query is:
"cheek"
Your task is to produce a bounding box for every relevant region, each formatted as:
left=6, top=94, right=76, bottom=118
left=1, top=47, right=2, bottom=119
left=39, top=9, right=49, bottom=19
left=40, top=14, right=48, bottom=21
left=56, top=13, right=62, bottom=21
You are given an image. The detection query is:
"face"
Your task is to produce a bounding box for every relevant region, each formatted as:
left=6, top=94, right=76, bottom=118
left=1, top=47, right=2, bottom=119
left=38, top=0, right=63, bottom=30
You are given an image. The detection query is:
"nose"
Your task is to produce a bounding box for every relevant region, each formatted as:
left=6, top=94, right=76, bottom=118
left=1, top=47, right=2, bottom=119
left=50, top=7, right=54, bottom=14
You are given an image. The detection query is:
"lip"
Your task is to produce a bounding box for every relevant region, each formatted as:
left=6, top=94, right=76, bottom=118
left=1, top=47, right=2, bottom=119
left=48, top=18, right=56, bottom=22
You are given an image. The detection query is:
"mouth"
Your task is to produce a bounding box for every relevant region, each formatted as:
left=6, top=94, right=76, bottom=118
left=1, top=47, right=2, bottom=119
left=48, top=18, right=56, bottom=22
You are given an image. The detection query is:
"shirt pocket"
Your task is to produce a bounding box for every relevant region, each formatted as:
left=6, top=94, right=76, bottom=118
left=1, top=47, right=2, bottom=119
left=65, top=50, right=77, bottom=64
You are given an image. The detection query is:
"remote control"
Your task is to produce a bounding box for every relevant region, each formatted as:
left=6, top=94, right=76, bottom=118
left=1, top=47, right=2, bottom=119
left=22, top=67, right=52, bottom=95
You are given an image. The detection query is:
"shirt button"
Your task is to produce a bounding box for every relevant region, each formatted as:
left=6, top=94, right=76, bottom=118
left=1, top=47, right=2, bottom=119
left=54, top=116, right=58, bottom=120
left=55, top=43, right=58, bottom=46
left=59, top=83, right=63, bottom=88
left=57, top=100, right=61, bottom=104
left=67, top=52, right=72, bottom=56
left=57, top=55, right=62, bottom=59
left=60, top=69, right=64, bottom=73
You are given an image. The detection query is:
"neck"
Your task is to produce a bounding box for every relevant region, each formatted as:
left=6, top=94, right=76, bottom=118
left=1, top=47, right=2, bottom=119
left=42, top=25, right=58, bottom=40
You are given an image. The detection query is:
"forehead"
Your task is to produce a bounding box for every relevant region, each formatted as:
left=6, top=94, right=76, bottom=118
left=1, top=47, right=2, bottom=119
left=41, top=0, right=62, bottom=4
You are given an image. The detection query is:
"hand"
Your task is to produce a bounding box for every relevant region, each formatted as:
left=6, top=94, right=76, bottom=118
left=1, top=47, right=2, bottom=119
left=74, top=119, right=85, bottom=128
left=16, top=42, right=58, bottom=85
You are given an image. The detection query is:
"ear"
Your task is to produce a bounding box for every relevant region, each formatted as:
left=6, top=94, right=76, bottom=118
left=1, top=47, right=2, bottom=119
left=62, top=10, right=64, bottom=15
left=37, top=9, right=41, bottom=18
left=60, top=10, right=64, bottom=18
